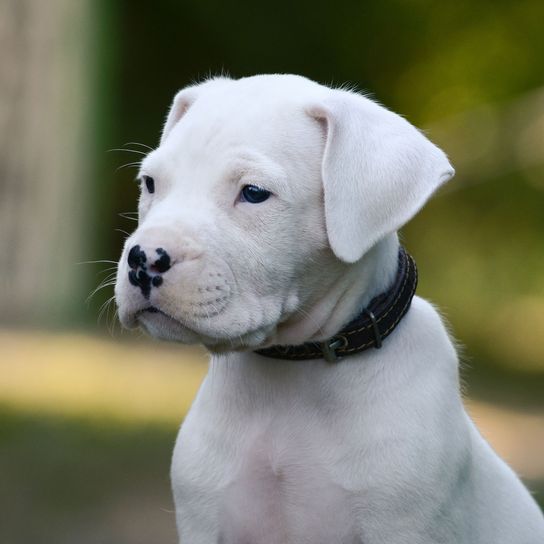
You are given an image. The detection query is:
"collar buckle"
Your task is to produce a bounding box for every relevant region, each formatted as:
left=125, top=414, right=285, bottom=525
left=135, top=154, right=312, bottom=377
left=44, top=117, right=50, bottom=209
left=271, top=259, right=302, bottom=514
left=320, top=335, right=348, bottom=363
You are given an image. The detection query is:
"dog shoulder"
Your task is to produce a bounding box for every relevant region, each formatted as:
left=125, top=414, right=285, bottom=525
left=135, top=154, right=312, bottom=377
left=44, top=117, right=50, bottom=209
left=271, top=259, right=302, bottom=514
left=402, top=295, right=459, bottom=359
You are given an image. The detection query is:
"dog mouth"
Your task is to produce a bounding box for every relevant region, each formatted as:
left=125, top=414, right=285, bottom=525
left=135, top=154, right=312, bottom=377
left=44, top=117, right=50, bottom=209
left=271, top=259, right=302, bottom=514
left=137, top=304, right=207, bottom=330
left=138, top=304, right=226, bottom=323
left=136, top=306, right=209, bottom=344
left=134, top=305, right=274, bottom=351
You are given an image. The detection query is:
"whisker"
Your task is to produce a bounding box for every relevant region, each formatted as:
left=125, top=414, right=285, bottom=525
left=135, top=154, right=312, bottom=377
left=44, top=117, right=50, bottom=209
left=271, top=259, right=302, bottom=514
left=107, top=307, right=120, bottom=336
left=88, top=277, right=116, bottom=295
left=98, top=271, right=117, bottom=281
left=115, top=228, right=131, bottom=237
left=96, top=268, right=117, bottom=278
left=119, top=212, right=138, bottom=222
left=97, top=295, right=114, bottom=321
left=291, top=306, right=323, bottom=336
left=98, top=295, right=117, bottom=328
left=77, top=259, right=117, bottom=266
left=108, top=148, right=148, bottom=156
left=123, top=141, right=154, bottom=151
left=86, top=279, right=117, bottom=304
left=116, top=161, right=142, bottom=172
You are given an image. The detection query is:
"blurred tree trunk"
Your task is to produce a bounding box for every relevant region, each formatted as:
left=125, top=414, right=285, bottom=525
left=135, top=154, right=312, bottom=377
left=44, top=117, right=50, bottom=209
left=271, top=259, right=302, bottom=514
left=0, top=0, right=92, bottom=325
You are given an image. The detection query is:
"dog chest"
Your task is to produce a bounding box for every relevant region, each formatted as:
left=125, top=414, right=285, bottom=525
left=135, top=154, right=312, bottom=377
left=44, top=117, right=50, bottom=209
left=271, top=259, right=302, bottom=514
left=172, top=381, right=362, bottom=544
left=216, top=428, right=359, bottom=544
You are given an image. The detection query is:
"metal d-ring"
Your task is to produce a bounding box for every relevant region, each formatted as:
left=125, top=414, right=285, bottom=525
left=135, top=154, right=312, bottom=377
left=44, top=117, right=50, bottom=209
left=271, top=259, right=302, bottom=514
left=320, top=335, right=348, bottom=363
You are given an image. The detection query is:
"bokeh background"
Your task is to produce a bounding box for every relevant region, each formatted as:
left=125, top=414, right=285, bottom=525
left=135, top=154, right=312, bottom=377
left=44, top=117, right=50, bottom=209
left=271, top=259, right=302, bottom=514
left=1, top=0, right=543, bottom=542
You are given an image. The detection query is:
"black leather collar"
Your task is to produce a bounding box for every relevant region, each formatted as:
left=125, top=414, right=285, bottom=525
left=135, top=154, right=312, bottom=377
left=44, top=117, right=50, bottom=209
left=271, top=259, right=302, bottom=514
left=255, top=246, right=417, bottom=362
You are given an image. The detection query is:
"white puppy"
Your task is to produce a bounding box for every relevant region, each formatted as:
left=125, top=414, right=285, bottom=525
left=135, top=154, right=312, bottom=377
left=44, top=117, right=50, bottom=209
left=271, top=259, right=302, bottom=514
left=115, top=74, right=544, bottom=543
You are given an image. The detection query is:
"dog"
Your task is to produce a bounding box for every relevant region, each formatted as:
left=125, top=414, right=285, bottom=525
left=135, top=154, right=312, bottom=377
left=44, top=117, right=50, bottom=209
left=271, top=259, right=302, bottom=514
left=115, top=74, right=544, bottom=543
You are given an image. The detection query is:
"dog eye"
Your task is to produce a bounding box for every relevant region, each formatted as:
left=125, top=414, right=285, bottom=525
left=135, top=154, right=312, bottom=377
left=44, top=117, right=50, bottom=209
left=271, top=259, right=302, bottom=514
left=239, top=184, right=271, bottom=204
left=142, top=175, right=155, bottom=194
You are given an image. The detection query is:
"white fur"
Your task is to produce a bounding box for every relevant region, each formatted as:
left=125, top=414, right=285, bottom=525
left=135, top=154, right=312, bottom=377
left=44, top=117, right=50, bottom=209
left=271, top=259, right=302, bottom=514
left=115, top=74, right=544, bottom=543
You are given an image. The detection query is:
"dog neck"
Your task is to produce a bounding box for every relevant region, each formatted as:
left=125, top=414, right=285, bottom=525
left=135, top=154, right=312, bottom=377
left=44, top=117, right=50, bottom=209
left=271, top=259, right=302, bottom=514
left=269, top=234, right=400, bottom=347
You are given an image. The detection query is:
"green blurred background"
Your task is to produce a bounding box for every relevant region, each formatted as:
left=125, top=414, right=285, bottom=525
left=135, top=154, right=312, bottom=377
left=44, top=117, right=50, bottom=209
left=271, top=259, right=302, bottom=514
left=1, top=0, right=543, bottom=542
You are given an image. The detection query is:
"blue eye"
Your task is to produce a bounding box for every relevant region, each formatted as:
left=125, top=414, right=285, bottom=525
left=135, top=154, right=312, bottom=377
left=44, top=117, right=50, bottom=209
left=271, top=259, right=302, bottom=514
left=240, top=184, right=271, bottom=204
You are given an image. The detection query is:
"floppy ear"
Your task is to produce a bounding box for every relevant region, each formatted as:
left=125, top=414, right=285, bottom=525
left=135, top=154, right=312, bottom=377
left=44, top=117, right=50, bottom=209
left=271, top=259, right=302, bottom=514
left=160, top=77, right=232, bottom=144
left=308, top=91, right=454, bottom=263
left=160, top=86, right=200, bottom=144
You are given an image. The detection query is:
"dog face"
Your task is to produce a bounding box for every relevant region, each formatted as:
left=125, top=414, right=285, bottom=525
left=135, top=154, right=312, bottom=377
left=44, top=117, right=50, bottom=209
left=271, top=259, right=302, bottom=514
left=115, top=75, right=453, bottom=351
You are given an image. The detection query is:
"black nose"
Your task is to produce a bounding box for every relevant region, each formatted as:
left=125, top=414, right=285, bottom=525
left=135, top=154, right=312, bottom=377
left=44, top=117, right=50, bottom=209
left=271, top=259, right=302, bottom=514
left=126, top=245, right=172, bottom=299
left=152, top=248, right=171, bottom=273
left=127, top=245, right=171, bottom=273
left=127, top=245, right=146, bottom=269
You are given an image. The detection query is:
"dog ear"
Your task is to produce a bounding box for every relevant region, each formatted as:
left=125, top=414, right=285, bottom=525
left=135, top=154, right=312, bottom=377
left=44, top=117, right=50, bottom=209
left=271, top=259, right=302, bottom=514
left=308, top=91, right=454, bottom=263
left=160, top=86, right=200, bottom=144
left=161, top=77, right=233, bottom=144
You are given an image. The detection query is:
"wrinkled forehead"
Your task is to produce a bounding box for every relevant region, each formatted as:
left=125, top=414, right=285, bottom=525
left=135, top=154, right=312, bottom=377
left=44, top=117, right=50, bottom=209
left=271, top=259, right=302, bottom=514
left=182, top=87, right=319, bottom=155
left=142, top=81, right=325, bottom=187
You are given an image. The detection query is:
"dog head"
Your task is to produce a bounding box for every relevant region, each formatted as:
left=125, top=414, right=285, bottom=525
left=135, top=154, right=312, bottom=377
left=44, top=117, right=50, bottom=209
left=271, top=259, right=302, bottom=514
left=115, top=75, right=453, bottom=351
